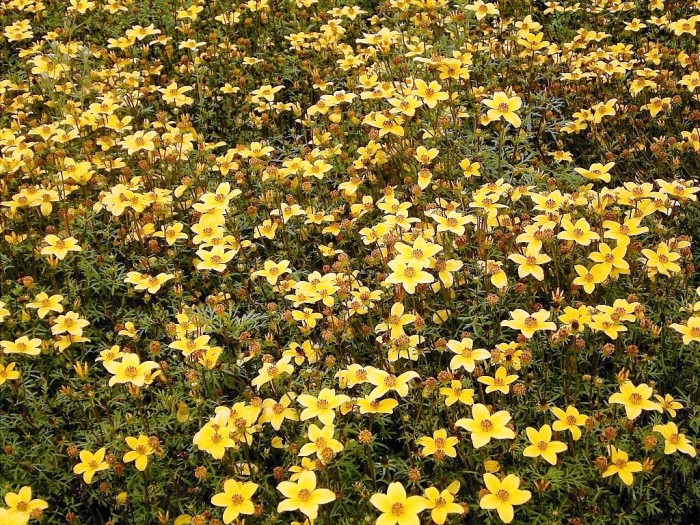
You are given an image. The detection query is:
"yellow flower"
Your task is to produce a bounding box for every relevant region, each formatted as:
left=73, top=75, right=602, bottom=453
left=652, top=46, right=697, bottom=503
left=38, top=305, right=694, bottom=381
left=670, top=317, right=700, bottom=344
left=0, top=301, right=9, bottom=323
left=589, top=242, right=629, bottom=279
left=169, top=334, right=211, bottom=357
left=501, top=309, right=556, bottom=339
left=283, top=340, right=320, bottom=366
left=3, top=486, right=48, bottom=523
left=73, top=448, right=109, bottom=484
left=551, top=406, right=587, bottom=440
left=482, top=91, right=522, bottom=128
left=26, top=292, right=64, bottom=319
left=439, top=380, right=474, bottom=407
left=277, top=471, right=335, bottom=521
left=119, top=130, right=158, bottom=154
left=414, top=146, right=439, bottom=165
left=392, top=235, right=442, bottom=270
left=211, top=480, right=258, bottom=524
left=375, top=302, right=416, bottom=339
left=103, top=353, right=160, bottom=387
left=0, top=362, right=21, bottom=385
left=416, top=428, right=458, bottom=460
left=653, top=422, right=696, bottom=457
left=160, top=82, right=193, bottom=107
left=68, top=0, right=95, bottom=14
left=466, top=0, right=499, bottom=20
left=118, top=322, right=138, bottom=338
left=123, top=435, right=154, bottom=471
left=478, top=366, right=519, bottom=394
left=355, top=396, right=399, bottom=414
left=125, top=272, right=174, bottom=294
left=370, top=481, right=427, bottom=525
left=522, top=424, right=567, bottom=465
left=447, top=337, right=490, bottom=372
left=642, top=242, right=681, bottom=277
left=298, top=424, right=344, bottom=460
left=608, top=381, right=662, bottom=420
left=573, top=264, right=606, bottom=294
left=1, top=336, right=43, bottom=356
left=40, top=234, right=82, bottom=260
left=574, top=162, right=614, bottom=183
left=297, top=388, right=351, bottom=426
left=251, top=357, right=294, bottom=390
left=366, top=369, right=419, bottom=400
left=654, top=394, right=683, bottom=417
left=254, top=219, right=279, bottom=240
left=51, top=311, right=90, bottom=337
left=508, top=245, right=551, bottom=281
left=557, top=217, right=599, bottom=245
left=602, top=445, right=642, bottom=486
left=259, top=394, right=299, bottom=430
left=195, top=246, right=235, bottom=272
left=603, top=217, right=648, bottom=244
left=384, top=260, right=434, bottom=294
left=422, top=484, right=463, bottom=525
left=252, top=259, right=291, bottom=285
left=479, top=473, right=531, bottom=523
left=413, top=79, right=448, bottom=109
left=455, top=403, right=515, bottom=448
left=193, top=421, right=236, bottom=459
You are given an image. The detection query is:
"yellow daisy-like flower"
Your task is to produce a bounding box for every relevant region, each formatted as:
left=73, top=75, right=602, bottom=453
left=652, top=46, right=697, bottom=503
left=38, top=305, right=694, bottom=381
left=123, top=435, right=155, bottom=471
left=522, top=424, right=567, bottom=465
left=73, top=448, right=109, bottom=484
left=277, top=471, right=335, bottom=521
left=608, top=380, right=662, bottom=420
left=482, top=91, right=522, bottom=128
left=602, top=445, right=642, bottom=486
left=455, top=403, right=515, bottom=448
left=370, top=481, right=427, bottom=525
left=479, top=473, right=531, bottom=523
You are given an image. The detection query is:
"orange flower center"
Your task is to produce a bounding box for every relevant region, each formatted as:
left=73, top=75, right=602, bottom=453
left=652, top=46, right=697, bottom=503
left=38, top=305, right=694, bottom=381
left=496, top=489, right=510, bottom=502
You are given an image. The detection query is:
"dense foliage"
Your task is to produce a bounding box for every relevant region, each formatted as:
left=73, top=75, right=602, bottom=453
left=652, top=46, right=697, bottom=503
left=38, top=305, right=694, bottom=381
left=1, top=0, right=700, bottom=524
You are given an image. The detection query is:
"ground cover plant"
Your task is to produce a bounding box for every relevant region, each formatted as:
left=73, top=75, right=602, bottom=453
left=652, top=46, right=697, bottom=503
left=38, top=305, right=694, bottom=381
left=1, top=0, right=700, bottom=523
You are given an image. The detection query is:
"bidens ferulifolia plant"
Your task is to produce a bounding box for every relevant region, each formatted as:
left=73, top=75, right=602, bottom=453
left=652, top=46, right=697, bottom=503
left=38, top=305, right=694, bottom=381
left=1, top=0, right=700, bottom=524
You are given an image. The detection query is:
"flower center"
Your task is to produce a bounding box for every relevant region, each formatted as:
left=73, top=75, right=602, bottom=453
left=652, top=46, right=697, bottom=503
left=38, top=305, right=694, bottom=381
left=524, top=316, right=538, bottom=327
left=391, top=503, right=405, bottom=516
left=629, top=393, right=643, bottom=405
left=496, top=489, right=510, bottom=502
left=480, top=419, right=494, bottom=432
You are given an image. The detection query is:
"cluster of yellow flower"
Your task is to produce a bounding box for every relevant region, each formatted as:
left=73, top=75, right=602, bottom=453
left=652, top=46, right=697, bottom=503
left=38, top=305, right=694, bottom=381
left=2, top=0, right=700, bottom=523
